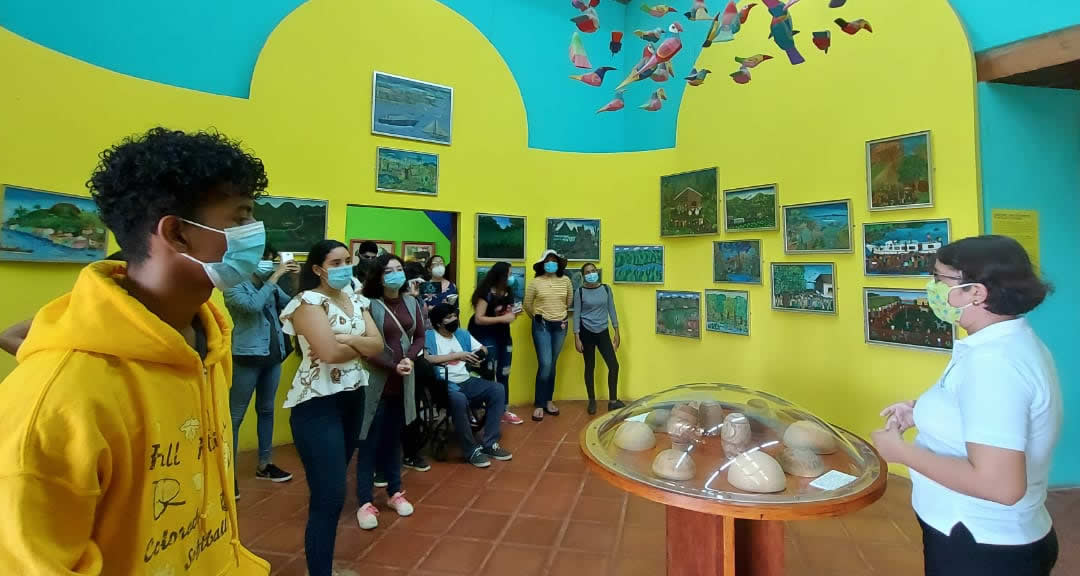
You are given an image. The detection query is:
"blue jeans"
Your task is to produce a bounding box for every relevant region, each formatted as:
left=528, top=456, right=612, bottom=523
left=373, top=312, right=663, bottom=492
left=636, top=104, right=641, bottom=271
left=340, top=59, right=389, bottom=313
left=356, top=394, right=405, bottom=503
left=532, top=318, right=567, bottom=407
left=229, top=361, right=282, bottom=470
left=448, top=377, right=506, bottom=455
left=290, top=389, right=363, bottom=576
left=477, top=334, right=513, bottom=402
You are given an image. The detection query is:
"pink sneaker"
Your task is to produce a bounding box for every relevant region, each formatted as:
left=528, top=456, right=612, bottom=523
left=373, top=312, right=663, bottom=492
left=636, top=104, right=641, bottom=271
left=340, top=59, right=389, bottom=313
left=356, top=502, right=379, bottom=530
left=388, top=491, right=414, bottom=517
left=502, top=411, right=524, bottom=425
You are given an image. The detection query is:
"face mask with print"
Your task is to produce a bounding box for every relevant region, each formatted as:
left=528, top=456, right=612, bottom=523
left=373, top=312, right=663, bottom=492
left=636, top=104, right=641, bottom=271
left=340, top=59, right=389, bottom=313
left=584, top=272, right=599, bottom=284
left=325, top=265, right=354, bottom=290
left=384, top=270, right=407, bottom=290
left=181, top=220, right=266, bottom=289
left=543, top=261, right=559, bottom=274
left=925, top=279, right=974, bottom=324
left=431, top=265, right=446, bottom=278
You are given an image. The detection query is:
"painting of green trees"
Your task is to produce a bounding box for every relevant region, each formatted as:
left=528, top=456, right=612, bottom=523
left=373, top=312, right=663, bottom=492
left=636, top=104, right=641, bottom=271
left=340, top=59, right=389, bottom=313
left=476, top=214, right=526, bottom=260
left=724, top=185, right=777, bottom=231
left=705, top=290, right=749, bottom=336
left=867, top=131, right=932, bottom=210
left=660, top=167, right=718, bottom=237
left=656, top=291, right=701, bottom=338
left=613, top=245, right=664, bottom=284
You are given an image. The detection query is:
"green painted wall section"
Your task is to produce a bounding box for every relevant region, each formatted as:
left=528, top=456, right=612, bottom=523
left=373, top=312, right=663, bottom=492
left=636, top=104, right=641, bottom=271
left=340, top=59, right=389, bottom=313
left=344, top=205, right=452, bottom=267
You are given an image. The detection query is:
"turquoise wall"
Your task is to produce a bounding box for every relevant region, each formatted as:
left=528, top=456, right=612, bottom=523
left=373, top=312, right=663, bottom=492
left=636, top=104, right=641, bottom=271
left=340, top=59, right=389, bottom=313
left=950, top=0, right=1080, bottom=51
left=978, top=83, right=1080, bottom=486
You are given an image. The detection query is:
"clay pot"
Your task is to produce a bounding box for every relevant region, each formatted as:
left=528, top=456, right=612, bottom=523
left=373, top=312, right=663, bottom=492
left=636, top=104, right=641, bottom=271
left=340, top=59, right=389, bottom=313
left=720, top=413, right=753, bottom=458
left=782, top=420, right=838, bottom=455
left=652, top=448, right=697, bottom=481
left=727, top=451, right=787, bottom=493
left=613, top=421, right=657, bottom=452
left=701, top=403, right=727, bottom=437
left=645, top=408, right=671, bottom=431
left=666, top=402, right=701, bottom=445
left=777, top=446, right=826, bottom=478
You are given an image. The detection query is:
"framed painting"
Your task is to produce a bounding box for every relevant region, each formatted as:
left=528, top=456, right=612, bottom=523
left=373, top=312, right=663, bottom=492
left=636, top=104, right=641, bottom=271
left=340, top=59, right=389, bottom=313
left=723, top=184, right=778, bottom=232
left=863, top=219, right=951, bottom=277
left=713, top=240, right=762, bottom=284
left=351, top=239, right=396, bottom=260
left=656, top=290, right=701, bottom=339
left=705, top=289, right=750, bottom=336
left=0, top=184, right=108, bottom=263
left=660, top=167, right=719, bottom=237
left=476, top=213, right=526, bottom=261
left=254, top=196, right=328, bottom=255
left=371, top=71, right=453, bottom=145
left=613, top=245, right=664, bottom=284
left=782, top=199, right=853, bottom=254
left=864, top=288, right=954, bottom=352
left=476, top=265, right=526, bottom=303
left=566, top=268, right=602, bottom=292
left=402, top=241, right=436, bottom=262
left=770, top=262, right=836, bottom=315
left=375, top=147, right=438, bottom=196
left=546, top=218, right=600, bottom=261
left=867, top=131, right=933, bottom=211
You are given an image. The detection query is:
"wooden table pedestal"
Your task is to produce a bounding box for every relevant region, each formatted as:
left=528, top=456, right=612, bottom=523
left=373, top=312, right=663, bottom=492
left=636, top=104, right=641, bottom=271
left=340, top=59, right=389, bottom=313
left=666, top=506, right=784, bottom=576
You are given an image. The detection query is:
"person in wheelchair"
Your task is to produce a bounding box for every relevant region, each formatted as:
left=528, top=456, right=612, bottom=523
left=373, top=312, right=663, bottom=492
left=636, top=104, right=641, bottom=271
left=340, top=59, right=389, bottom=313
left=424, top=303, right=513, bottom=468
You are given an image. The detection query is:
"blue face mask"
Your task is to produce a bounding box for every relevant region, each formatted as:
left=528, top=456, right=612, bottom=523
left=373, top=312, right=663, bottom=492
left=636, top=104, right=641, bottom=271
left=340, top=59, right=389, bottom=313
left=543, top=261, right=559, bottom=274
left=384, top=270, right=407, bottom=290
left=506, top=275, right=516, bottom=286
left=326, top=265, right=353, bottom=290
left=256, top=260, right=274, bottom=276
left=585, top=272, right=599, bottom=284
left=181, top=220, right=266, bottom=289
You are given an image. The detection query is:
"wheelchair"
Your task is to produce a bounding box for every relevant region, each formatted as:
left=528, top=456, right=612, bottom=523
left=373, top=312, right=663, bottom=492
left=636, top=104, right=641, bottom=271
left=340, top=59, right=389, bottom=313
left=414, top=351, right=495, bottom=462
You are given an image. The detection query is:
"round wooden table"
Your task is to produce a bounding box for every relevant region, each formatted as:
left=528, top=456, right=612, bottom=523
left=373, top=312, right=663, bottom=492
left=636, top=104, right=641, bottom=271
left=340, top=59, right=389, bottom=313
left=580, top=411, right=887, bottom=576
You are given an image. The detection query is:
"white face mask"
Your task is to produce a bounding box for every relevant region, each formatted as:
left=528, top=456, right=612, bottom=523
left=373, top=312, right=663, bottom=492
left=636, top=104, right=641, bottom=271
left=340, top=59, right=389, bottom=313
left=431, top=265, right=446, bottom=278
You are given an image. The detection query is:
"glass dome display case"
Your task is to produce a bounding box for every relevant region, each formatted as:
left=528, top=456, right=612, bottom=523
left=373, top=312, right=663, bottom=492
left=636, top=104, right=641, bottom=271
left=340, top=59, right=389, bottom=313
left=580, top=383, right=887, bottom=576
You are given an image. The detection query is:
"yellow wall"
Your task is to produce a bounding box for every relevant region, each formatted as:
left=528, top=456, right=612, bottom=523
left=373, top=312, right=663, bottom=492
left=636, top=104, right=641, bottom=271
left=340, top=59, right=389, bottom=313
left=0, top=0, right=977, bottom=476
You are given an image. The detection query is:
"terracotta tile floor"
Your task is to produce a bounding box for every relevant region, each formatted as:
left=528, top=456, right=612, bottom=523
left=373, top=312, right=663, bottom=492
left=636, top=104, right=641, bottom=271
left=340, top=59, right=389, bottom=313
left=236, top=401, right=1079, bottom=575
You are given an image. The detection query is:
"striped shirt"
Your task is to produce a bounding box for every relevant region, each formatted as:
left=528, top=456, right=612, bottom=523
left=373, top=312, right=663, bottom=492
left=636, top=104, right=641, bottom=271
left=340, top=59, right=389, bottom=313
left=523, top=275, right=573, bottom=322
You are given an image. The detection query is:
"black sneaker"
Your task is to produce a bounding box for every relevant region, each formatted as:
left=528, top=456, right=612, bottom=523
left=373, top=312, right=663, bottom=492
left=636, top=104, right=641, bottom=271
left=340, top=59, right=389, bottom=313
left=587, top=399, right=597, bottom=415
left=482, top=443, right=513, bottom=461
left=608, top=400, right=626, bottom=411
left=468, top=447, right=491, bottom=468
left=374, top=473, right=388, bottom=488
left=403, top=455, right=432, bottom=472
left=255, top=463, right=293, bottom=483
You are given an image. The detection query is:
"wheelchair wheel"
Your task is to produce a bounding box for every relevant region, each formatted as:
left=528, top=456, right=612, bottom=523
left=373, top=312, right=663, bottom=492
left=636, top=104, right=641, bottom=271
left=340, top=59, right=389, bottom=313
left=415, top=385, right=437, bottom=455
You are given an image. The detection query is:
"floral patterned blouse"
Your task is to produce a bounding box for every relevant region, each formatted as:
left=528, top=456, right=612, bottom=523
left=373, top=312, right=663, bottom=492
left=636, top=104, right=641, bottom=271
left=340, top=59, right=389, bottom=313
left=280, top=289, right=370, bottom=408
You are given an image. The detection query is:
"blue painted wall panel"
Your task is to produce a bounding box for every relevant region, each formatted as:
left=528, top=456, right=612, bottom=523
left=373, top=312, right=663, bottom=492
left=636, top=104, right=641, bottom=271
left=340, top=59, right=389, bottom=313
left=950, top=0, right=1080, bottom=52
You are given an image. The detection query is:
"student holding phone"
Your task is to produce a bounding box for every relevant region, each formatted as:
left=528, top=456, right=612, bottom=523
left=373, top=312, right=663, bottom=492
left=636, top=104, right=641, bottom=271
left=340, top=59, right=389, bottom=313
left=469, top=262, right=523, bottom=424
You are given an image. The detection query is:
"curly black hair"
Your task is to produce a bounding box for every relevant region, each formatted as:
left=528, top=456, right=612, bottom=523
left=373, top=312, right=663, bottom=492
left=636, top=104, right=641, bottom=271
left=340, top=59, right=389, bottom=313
left=86, top=127, right=268, bottom=263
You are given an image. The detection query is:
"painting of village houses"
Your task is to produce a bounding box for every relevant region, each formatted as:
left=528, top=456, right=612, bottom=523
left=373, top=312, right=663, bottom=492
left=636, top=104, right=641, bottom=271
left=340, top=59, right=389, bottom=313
left=705, top=290, right=749, bottom=336
left=546, top=218, right=600, bottom=261
left=660, top=167, right=718, bottom=237
left=865, top=288, right=954, bottom=351
left=867, top=131, right=933, bottom=210
left=713, top=240, right=762, bottom=284
left=376, top=147, right=438, bottom=196
left=656, top=290, right=701, bottom=338
left=771, top=263, right=836, bottom=314
left=864, top=219, right=950, bottom=276
left=724, top=184, right=778, bottom=232
left=0, top=185, right=107, bottom=263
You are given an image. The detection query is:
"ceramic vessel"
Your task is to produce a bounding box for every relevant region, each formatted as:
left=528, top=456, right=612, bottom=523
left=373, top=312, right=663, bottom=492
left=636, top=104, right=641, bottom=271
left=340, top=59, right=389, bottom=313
left=614, top=421, right=657, bottom=451
left=652, top=448, right=697, bottom=481
left=777, top=446, right=826, bottom=478
left=645, top=408, right=671, bottom=431
left=783, top=420, right=838, bottom=454
left=720, top=412, right=753, bottom=458
left=702, top=403, right=726, bottom=436
left=727, top=451, right=787, bottom=493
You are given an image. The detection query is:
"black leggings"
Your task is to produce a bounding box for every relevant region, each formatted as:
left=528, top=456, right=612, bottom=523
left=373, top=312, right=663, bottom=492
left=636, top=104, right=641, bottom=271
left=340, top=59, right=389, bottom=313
left=920, top=518, right=1058, bottom=576
left=580, top=328, right=619, bottom=401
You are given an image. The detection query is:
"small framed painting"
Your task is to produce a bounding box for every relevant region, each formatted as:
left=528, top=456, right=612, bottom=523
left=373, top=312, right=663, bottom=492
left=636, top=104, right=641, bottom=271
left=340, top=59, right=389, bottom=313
left=402, top=241, right=437, bottom=262
left=567, top=268, right=602, bottom=292
left=0, top=185, right=108, bottom=263
left=863, top=219, right=951, bottom=277
left=476, top=265, right=526, bottom=303
left=546, top=218, right=601, bottom=261
left=376, top=147, right=438, bottom=196
left=656, top=290, right=701, bottom=339
left=866, top=131, right=933, bottom=211
left=770, top=262, right=836, bottom=315
left=613, top=245, right=664, bottom=284
left=476, top=213, right=526, bottom=261
left=864, top=288, right=954, bottom=352
left=660, top=167, right=719, bottom=237
left=782, top=199, right=853, bottom=254
left=254, top=196, right=328, bottom=255
left=713, top=240, right=762, bottom=284
left=723, top=184, right=778, bottom=232
left=705, top=290, right=750, bottom=336
left=372, top=71, right=452, bottom=145
left=351, top=239, right=396, bottom=260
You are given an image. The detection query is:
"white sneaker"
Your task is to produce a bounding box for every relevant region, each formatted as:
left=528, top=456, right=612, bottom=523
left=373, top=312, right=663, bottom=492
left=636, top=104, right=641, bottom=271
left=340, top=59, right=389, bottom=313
left=388, top=491, right=414, bottom=517
left=357, top=502, right=379, bottom=530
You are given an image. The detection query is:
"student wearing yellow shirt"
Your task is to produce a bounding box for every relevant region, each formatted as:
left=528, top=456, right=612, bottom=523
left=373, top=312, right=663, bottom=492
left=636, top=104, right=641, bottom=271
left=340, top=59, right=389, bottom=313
left=522, top=250, right=574, bottom=422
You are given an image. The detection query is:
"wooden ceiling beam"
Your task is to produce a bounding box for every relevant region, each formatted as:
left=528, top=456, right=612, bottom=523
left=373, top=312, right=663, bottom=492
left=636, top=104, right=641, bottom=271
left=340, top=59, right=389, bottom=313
left=976, top=24, right=1080, bottom=85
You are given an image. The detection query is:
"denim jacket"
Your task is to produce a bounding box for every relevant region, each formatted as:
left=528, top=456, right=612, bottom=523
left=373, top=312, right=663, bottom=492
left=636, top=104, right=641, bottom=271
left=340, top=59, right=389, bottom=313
left=223, top=279, right=292, bottom=357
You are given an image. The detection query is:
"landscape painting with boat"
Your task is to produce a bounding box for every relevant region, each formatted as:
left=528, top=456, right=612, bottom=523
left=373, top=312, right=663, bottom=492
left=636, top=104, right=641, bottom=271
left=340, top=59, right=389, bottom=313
left=0, top=185, right=107, bottom=263
left=372, top=72, right=452, bottom=145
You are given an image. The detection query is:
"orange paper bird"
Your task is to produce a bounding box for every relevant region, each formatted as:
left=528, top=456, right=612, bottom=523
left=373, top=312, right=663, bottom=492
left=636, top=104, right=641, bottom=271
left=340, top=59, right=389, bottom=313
left=739, top=2, right=757, bottom=23
left=572, top=8, right=600, bottom=33
left=685, top=0, right=710, bottom=21
left=835, top=18, right=872, bottom=35
left=572, top=0, right=600, bottom=10
left=597, top=92, right=625, bottom=114
left=639, top=88, right=667, bottom=111
left=641, top=3, right=678, bottom=17
left=570, top=66, right=617, bottom=87
left=730, top=67, right=751, bottom=84
left=635, top=27, right=664, bottom=43
left=734, top=54, right=772, bottom=68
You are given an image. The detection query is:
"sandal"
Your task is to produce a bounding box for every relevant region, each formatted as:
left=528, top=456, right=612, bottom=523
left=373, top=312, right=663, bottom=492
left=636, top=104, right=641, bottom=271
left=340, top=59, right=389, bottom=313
left=532, top=408, right=545, bottom=421
left=545, top=402, right=560, bottom=416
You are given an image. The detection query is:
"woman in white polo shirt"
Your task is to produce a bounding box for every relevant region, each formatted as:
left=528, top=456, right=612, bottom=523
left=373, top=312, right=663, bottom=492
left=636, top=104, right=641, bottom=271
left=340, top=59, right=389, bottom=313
left=873, top=235, right=1061, bottom=575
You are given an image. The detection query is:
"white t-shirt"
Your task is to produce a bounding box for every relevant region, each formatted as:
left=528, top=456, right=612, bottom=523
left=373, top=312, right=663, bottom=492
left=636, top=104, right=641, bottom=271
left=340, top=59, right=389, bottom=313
left=911, top=318, right=1062, bottom=545
left=434, top=331, right=483, bottom=384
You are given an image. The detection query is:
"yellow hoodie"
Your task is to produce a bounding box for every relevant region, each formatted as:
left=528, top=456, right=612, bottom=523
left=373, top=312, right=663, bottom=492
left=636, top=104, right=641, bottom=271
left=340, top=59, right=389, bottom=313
left=0, top=261, right=269, bottom=576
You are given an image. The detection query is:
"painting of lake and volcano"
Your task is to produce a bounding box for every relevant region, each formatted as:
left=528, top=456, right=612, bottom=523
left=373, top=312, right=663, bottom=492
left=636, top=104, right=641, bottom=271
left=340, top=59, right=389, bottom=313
left=372, top=72, right=453, bottom=145
left=783, top=200, right=852, bottom=254
left=0, top=185, right=108, bottom=263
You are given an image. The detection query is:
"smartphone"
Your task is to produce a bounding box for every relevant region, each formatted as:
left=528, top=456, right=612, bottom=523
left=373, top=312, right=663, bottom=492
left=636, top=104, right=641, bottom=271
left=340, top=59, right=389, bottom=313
left=512, top=302, right=523, bottom=314
left=279, top=251, right=295, bottom=263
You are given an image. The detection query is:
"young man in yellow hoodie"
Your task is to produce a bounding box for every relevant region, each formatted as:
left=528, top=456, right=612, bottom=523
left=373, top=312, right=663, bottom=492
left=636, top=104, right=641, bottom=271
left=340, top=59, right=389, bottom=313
left=0, top=128, right=271, bottom=575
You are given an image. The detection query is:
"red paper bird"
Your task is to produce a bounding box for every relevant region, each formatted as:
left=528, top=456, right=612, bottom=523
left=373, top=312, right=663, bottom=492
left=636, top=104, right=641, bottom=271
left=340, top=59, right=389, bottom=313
left=812, top=30, right=831, bottom=53
left=835, top=18, right=872, bottom=35
left=596, top=92, right=625, bottom=114
left=610, top=31, right=624, bottom=57
left=572, top=8, right=600, bottom=33
left=739, top=2, right=756, bottom=23
left=730, top=67, right=751, bottom=84
left=569, top=66, right=617, bottom=87
left=572, top=0, right=600, bottom=10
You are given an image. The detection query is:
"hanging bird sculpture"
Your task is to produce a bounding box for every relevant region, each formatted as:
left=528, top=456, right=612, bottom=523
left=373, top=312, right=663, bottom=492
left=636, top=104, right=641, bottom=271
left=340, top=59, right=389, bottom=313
left=735, top=54, right=773, bottom=68
left=639, top=88, right=667, bottom=111
left=570, top=66, right=617, bottom=87
left=685, top=68, right=713, bottom=86
left=635, top=27, right=664, bottom=43
left=572, top=0, right=600, bottom=10
left=616, top=23, right=683, bottom=91
left=739, top=2, right=757, bottom=23
left=730, top=67, right=751, bottom=84
left=812, top=30, right=831, bottom=53
left=651, top=61, right=675, bottom=82
left=685, top=0, right=710, bottom=21
left=610, top=31, right=624, bottom=56
left=596, top=92, right=626, bottom=114
left=569, top=32, right=593, bottom=69
left=835, top=18, right=872, bottom=35
left=763, top=0, right=805, bottom=65
left=572, top=8, right=600, bottom=33
left=828, top=0, right=846, bottom=7
left=641, top=3, right=678, bottom=17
